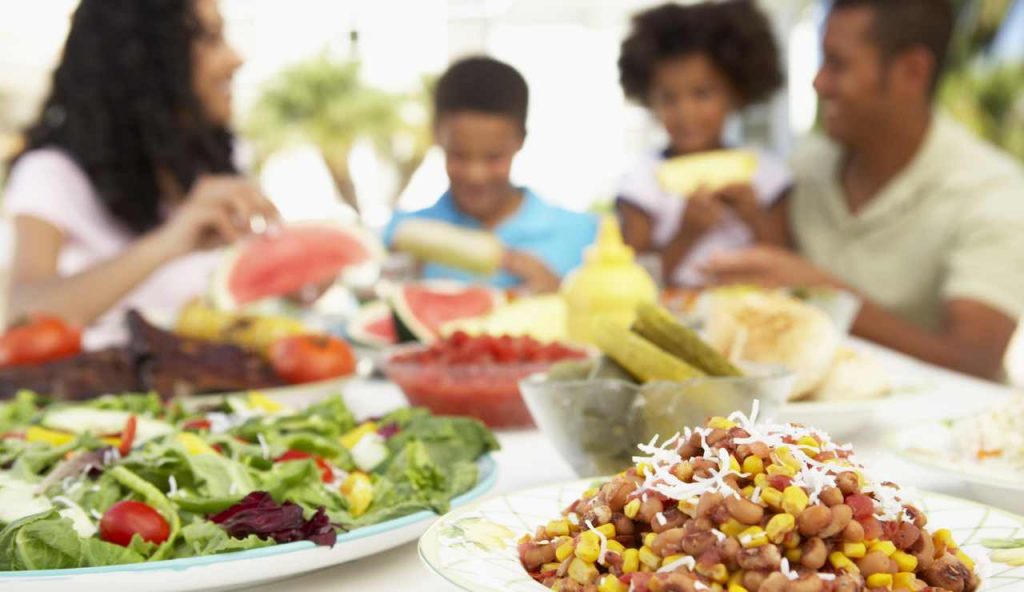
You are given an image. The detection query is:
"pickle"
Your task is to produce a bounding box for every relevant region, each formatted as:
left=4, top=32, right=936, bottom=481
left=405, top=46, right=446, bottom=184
left=593, top=319, right=704, bottom=383
left=633, top=303, right=742, bottom=377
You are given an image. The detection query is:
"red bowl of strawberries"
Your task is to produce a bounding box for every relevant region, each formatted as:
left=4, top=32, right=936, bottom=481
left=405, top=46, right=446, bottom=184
left=382, top=332, right=589, bottom=429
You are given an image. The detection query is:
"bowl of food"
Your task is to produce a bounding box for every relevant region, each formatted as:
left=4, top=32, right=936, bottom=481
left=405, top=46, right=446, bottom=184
left=521, top=360, right=794, bottom=477
left=520, top=303, right=795, bottom=476
left=382, top=332, right=589, bottom=429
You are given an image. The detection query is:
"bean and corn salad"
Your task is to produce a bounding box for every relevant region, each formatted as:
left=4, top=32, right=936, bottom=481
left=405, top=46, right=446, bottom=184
left=519, top=404, right=980, bottom=592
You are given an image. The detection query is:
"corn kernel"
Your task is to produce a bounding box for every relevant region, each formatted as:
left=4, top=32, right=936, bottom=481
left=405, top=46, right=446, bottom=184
left=622, top=548, right=639, bottom=573
left=775, top=446, right=802, bottom=471
left=742, top=455, right=764, bottom=475
left=678, top=498, right=698, bottom=516
left=739, top=526, right=768, bottom=548
left=742, top=486, right=755, bottom=498
left=760, top=487, right=783, bottom=509
left=870, top=540, right=897, bottom=557
left=728, top=586, right=750, bottom=592
left=829, top=551, right=860, bottom=573
left=786, top=548, right=803, bottom=563
left=728, top=571, right=745, bottom=586
left=546, top=519, right=571, bottom=537
left=624, top=499, right=641, bottom=519
left=576, top=532, right=601, bottom=563
left=720, top=519, right=746, bottom=538
left=843, top=542, right=867, bottom=559
left=672, top=462, right=694, bottom=482
left=568, top=557, right=599, bottom=585
left=893, top=572, right=917, bottom=590
left=638, top=546, right=660, bottom=569
left=729, top=455, right=742, bottom=473
left=867, top=573, right=894, bottom=589
left=711, top=584, right=723, bottom=592
left=892, top=550, right=918, bottom=572
left=797, top=436, right=820, bottom=450
left=556, top=540, right=575, bottom=562
left=754, top=473, right=768, bottom=488
left=606, top=540, right=625, bottom=554
left=540, top=562, right=561, bottom=573
left=696, top=563, right=729, bottom=583
left=599, top=575, right=628, bottom=592
left=708, top=416, right=737, bottom=430
left=766, top=513, right=796, bottom=543
left=956, top=550, right=976, bottom=571
left=583, top=487, right=600, bottom=499
left=663, top=554, right=687, bottom=567
left=644, top=533, right=657, bottom=548
left=782, top=486, right=809, bottom=515
left=636, top=463, right=652, bottom=477
left=592, top=523, right=616, bottom=538
left=767, top=463, right=797, bottom=478
left=933, top=529, right=956, bottom=551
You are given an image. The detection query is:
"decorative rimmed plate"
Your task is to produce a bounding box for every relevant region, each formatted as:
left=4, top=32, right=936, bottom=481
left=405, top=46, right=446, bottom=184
left=890, top=421, right=1024, bottom=515
left=419, top=478, right=1024, bottom=591
left=2, top=455, right=497, bottom=592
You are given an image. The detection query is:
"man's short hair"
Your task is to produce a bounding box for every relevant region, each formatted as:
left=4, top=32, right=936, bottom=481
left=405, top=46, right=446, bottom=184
left=830, top=0, right=955, bottom=94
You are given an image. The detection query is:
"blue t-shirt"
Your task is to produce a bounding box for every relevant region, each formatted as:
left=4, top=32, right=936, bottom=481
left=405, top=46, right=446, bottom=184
left=383, top=188, right=598, bottom=288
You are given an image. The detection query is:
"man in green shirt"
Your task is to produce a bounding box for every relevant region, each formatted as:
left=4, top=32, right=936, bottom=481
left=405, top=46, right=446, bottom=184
left=704, top=0, right=1024, bottom=380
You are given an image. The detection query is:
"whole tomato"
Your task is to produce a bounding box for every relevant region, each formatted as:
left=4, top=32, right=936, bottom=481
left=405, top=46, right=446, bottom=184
left=268, top=335, right=356, bottom=384
left=99, top=501, right=171, bottom=547
left=0, top=315, right=82, bottom=368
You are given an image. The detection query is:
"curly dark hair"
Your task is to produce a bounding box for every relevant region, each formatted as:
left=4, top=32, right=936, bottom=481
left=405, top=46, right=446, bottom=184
left=434, top=56, right=529, bottom=131
left=12, top=0, right=236, bottom=235
left=618, top=0, right=784, bottom=106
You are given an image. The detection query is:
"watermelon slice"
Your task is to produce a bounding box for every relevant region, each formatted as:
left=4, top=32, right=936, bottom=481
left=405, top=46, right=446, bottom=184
left=391, top=281, right=504, bottom=343
left=347, top=301, right=398, bottom=349
left=211, top=222, right=384, bottom=309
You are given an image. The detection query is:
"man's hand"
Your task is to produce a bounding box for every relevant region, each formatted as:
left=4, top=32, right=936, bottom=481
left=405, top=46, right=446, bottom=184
left=702, top=245, right=843, bottom=289
left=501, top=250, right=561, bottom=294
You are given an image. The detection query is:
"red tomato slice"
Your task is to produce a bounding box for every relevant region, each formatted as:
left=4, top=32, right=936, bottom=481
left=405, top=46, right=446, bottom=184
left=274, top=449, right=334, bottom=483
left=845, top=494, right=875, bottom=520
left=99, top=501, right=171, bottom=547
left=182, top=418, right=213, bottom=432
left=118, top=416, right=137, bottom=457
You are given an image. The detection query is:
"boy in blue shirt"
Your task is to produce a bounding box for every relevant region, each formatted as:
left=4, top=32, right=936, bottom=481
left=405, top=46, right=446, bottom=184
left=384, top=56, right=598, bottom=292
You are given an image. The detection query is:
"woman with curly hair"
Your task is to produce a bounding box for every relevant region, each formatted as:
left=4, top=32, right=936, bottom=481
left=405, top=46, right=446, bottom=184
left=616, top=0, right=789, bottom=287
left=2, top=0, right=277, bottom=333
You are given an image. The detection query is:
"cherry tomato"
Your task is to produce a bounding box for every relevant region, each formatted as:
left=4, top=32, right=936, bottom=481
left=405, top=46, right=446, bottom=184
left=0, top=315, right=82, bottom=368
left=118, top=416, right=137, bottom=457
left=99, top=501, right=170, bottom=547
left=274, top=449, right=334, bottom=483
left=268, top=335, right=356, bottom=384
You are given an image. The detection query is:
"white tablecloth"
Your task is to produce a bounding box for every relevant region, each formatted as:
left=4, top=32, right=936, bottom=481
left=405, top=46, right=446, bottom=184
left=249, top=343, right=1017, bottom=591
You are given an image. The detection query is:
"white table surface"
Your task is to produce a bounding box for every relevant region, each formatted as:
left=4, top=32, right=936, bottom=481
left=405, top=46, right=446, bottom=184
left=248, top=343, right=1019, bottom=592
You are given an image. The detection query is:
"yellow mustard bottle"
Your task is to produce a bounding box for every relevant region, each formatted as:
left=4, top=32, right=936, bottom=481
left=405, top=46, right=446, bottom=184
left=561, top=216, right=657, bottom=345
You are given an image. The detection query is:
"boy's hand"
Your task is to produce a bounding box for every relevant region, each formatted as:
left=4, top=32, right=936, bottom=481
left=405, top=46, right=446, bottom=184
left=501, top=250, right=561, bottom=294
left=678, top=188, right=725, bottom=238
left=715, top=183, right=761, bottom=229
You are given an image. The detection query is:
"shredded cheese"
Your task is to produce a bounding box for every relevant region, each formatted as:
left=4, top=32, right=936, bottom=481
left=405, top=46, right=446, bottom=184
left=585, top=520, right=610, bottom=565
left=657, top=554, right=696, bottom=573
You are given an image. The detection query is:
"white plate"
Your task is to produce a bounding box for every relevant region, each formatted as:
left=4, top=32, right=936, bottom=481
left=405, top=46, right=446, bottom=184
left=777, top=388, right=927, bottom=439
left=2, top=455, right=497, bottom=592
left=420, top=478, right=1024, bottom=592
left=187, top=375, right=354, bottom=410
left=890, top=422, right=1024, bottom=515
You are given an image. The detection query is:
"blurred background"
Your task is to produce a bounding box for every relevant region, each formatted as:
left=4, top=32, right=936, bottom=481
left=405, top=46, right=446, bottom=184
left=1, top=0, right=1022, bottom=379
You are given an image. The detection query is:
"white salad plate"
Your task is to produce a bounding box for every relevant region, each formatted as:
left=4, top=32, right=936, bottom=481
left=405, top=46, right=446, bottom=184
left=1, top=455, right=497, bottom=592
left=890, top=421, right=1024, bottom=515
left=419, top=478, right=1024, bottom=592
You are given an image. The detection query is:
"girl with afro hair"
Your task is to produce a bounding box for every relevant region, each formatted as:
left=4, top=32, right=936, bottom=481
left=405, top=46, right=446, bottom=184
left=3, top=0, right=279, bottom=333
left=616, top=0, right=790, bottom=287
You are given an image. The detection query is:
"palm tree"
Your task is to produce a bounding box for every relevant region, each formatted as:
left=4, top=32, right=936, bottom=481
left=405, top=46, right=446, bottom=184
left=246, top=56, right=432, bottom=214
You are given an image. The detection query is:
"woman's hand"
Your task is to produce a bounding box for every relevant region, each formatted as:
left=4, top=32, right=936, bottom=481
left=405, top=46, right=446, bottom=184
left=152, top=175, right=279, bottom=258
left=501, top=250, right=561, bottom=294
